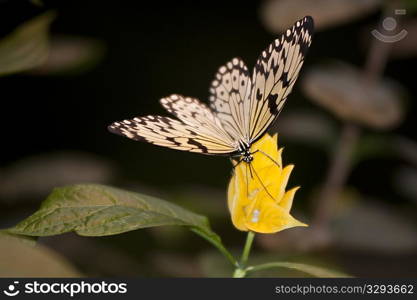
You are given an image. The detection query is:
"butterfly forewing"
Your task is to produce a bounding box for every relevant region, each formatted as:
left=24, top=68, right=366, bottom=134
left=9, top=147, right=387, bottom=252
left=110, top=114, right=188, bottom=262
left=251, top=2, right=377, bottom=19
left=209, top=58, right=252, bottom=143
left=248, top=16, right=313, bottom=143
left=108, top=115, right=236, bottom=154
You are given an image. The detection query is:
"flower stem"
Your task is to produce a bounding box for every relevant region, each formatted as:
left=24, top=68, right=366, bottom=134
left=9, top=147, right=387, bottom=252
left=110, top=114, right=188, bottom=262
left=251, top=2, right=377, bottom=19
left=240, top=231, right=255, bottom=266
left=233, top=231, right=255, bottom=278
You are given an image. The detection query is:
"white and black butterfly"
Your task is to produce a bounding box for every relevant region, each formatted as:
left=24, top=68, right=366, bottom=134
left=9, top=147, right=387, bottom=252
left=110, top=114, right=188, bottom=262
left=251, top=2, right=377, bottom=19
left=109, top=16, right=313, bottom=164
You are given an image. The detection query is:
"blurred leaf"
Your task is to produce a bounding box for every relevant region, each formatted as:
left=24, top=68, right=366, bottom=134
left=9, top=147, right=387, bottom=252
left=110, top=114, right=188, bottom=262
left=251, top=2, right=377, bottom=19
left=40, top=234, right=144, bottom=276
left=0, top=230, right=37, bottom=247
left=0, top=234, right=81, bottom=277
left=247, top=261, right=350, bottom=278
left=333, top=201, right=417, bottom=253
left=273, top=111, right=337, bottom=148
left=302, top=61, right=405, bottom=129
left=0, top=151, right=116, bottom=203
left=8, top=184, right=217, bottom=239
left=0, top=12, right=55, bottom=76
left=31, top=35, right=105, bottom=75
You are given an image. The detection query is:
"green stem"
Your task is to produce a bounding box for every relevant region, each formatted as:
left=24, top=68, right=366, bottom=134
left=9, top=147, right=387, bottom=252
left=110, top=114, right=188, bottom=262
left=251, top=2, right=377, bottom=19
left=233, top=231, right=255, bottom=278
left=240, top=231, right=255, bottom=267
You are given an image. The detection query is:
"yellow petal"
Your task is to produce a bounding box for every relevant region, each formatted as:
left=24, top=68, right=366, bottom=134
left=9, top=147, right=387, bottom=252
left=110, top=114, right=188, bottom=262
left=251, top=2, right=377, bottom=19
left=276, top=164, right=294, bottom=204
left=227, top=162, right=250, bottom=231
left=279, top=186, right=300, bottom=212
left=245, top=196, right=307, bottom=234
left=276, top=147, right=283, bottom=169
left=227, top=133, right=306, bottom=234
left=251, top=136, right=280, bottom=172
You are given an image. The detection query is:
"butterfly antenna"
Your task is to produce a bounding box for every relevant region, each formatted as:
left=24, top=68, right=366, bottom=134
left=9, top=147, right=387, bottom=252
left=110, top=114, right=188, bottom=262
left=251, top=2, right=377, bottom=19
left=245, top=162, right=250, bottom=198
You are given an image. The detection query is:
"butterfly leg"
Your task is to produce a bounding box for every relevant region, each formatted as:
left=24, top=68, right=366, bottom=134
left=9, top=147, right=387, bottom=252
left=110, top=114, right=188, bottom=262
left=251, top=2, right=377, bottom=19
left=245, top=162, right=251, bottom=198
left=248, top=162, right=254, bottom=179
left=232, top=157, right=244, bottom=170
left=252, top=149, right=282, bottom=168
left=249, top=163, right=276, bottom=201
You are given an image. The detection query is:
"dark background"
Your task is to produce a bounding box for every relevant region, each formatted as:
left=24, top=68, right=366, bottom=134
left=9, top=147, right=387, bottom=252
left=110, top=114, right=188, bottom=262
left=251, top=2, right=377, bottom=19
left=0, top=0, right=416, bottom=277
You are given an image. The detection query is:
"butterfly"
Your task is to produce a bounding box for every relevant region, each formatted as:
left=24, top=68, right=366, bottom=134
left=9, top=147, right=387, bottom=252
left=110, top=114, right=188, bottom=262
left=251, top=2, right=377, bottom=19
left=108, top=16, right=313, bottom=165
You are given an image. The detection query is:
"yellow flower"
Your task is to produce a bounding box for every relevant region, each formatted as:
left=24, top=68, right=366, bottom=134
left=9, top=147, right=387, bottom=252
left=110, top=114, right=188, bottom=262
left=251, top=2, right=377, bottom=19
left=227, top=133, right=307, bottom=233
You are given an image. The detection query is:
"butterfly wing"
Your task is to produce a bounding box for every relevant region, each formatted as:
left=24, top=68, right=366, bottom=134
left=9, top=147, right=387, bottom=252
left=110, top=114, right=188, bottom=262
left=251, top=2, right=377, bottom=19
left=109, top=17, right=313, bottom=155
left=209, top=58, right=252, bottom=143
left=159, top=94, right=234, bottom=143
left=108, top=95, right=238, bottom=155
left=248, top=16, right=313, bottom=143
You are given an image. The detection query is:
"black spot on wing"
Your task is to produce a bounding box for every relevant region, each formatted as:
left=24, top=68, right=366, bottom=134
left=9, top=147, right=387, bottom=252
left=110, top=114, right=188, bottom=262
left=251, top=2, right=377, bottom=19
left=187, top=138, right=208, bottom=153
left=256, top=88, right=262, bottom=101
left=267, top=93, right=279, bottom=114
left=281, top=72, right=289, bottom=88
left=166, top=137, right=181, bottom=146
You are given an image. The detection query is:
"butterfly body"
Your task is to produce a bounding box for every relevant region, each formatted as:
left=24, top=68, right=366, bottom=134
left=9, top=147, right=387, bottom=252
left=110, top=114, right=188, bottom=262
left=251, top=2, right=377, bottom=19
left=109, top=17, right=314, bottom=160
left=236, top=146, right=254, bottom=163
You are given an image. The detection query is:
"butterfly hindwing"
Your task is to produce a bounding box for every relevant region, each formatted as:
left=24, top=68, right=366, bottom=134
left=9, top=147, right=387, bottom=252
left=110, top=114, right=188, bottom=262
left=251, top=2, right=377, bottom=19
left=159, top=94, right=234, bottom=145
left=160, top=94, right=218, bottom=127
left=248, top=16, right=313, bottom=142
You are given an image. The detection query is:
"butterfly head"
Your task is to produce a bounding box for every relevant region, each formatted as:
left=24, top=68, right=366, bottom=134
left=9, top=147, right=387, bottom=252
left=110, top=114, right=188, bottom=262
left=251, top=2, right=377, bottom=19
left=242, top=151, right=253, bottom=163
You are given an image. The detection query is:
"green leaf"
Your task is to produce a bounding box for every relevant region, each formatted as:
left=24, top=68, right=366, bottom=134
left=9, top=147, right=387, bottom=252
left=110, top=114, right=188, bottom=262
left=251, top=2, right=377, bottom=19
left=7, top=184, right=237, bottom=266
left=8, top=184, right=217, bottom=239
left=247, top=262, right=351, bottom=278
left=0, top=233, right=81, bottom=277
left=0, top=12, right=55, bottom=76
